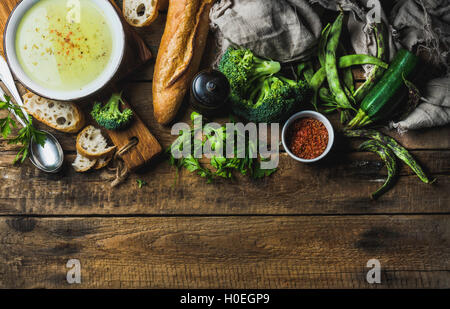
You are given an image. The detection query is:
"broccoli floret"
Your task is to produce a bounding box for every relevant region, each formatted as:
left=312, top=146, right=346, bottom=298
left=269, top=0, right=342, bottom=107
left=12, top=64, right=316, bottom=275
left=231, top=76, right=308, bottom=123
left=91, top=93, right=133, bottom=130
left=219, top=48, right=281, bottom=97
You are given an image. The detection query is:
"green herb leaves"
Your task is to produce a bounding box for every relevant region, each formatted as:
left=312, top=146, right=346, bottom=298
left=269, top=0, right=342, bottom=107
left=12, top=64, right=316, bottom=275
left=167, top=113, right=277, bottom=183
left=136, top=179, right=147, bottom=188
left=0, top=95, right=46, bottom=163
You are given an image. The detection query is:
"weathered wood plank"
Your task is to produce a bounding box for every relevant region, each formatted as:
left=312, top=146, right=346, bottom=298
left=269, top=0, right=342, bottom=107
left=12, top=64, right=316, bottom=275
left=0, top=151, right=448, bottom=215
left=0, top=216, right=448, bottom=288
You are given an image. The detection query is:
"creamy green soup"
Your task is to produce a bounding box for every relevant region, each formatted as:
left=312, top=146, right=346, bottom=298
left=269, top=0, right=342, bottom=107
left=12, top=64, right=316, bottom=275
left=16, top=0, right=113, bottom=92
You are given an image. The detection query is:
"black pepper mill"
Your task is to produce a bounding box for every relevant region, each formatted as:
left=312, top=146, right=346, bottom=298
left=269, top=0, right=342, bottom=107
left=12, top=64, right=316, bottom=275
left=190, top=69, right=230, bottom=117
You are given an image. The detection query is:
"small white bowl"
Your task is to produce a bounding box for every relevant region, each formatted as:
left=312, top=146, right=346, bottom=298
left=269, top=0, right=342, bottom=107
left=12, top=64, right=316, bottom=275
left=4, top=0, right=125, bottom=101
left=282, top=111, right=335, bottom=163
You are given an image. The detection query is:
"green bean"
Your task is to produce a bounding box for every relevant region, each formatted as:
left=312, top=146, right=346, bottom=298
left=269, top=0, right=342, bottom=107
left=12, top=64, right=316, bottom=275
left=344, top=129, right=434, bottom=184
left=297, top=62, right=307, bottom=77
left=303, top=61, right=314, bottom=84
left=297, top=61, right=314, bottom=84
left=325, top=13, right=354, bottom=110
left=359, top=139, right=398, bottom=200
left=353, top=23, right=387, bottom=103
left=339, top=54, right=388, bottom=69
left=310, top=54, right=388, bottom=92
left=311, top=23, right=332, bottom=110
left=318, top=24, right=331, bottom=67
left=339, top=44, right=355, bottom=94
left=343, top=68, right=355, bottom=94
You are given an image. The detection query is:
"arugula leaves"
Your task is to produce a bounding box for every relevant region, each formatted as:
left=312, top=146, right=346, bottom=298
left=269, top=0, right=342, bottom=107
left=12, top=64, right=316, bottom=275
left=0, top=95, right=46, bottom=163
left=167, top=112, right=276, bottom=183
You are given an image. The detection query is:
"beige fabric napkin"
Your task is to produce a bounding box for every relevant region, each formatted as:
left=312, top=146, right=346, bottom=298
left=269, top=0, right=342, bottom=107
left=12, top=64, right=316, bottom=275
left=209, top=0, right=322, bottom=63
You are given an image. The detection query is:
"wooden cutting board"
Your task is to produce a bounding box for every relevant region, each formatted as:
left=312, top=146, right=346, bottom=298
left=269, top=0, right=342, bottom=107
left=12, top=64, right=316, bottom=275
left=0, top=0, right=162, bottom=172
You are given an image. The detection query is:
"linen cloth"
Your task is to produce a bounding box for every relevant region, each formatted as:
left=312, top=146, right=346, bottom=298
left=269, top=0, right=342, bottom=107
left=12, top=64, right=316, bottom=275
left=209, top=0, right=323, bottom=63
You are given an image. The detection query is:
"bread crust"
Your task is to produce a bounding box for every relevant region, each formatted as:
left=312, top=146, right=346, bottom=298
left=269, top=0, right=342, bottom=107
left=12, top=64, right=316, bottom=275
left=123, top=0, right=168, bottom=27
left=76, top=126, right=116, bottom=160
left=93, top=155, right=113, bottom=170
left=152, top=0, right=214, bottom=125
left=72, top=153, right=97, bottom=172
left=22, top=92, right=85, bottom=134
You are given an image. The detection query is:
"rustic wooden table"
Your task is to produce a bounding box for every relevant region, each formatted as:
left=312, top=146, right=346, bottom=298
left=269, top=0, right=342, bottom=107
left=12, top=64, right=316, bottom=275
left=0, top=1, right=449, bottom=289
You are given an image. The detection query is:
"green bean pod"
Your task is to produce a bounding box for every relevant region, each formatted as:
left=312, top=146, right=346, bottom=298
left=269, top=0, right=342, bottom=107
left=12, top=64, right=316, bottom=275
left=343, top=68, right=355, bottom=94
left=318, top=24, right=331, bottom=67
left=310, top=55, right=388, bottom=92
left=339, top=44, right=355, bottom=94
left=353, top=23, right=387, bottom=103
left=303, top=61, right=315, bottom=84
left=359, top=139, right=398, bottom=200
left=325, top=13, right=354, bottom=110
left=339, top=54, right=388, bottom=69
left=311, top=24, right=332, bottom=110
left=344, top=129, right=433, bottom=184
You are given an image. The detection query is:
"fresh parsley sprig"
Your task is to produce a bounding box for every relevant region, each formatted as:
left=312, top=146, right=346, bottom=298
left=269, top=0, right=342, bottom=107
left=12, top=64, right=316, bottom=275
left=136, top=179, right=147, bottom=188
left=0, top=95, right=46, bottom=163
left=167, top=112, right=276, bottom=183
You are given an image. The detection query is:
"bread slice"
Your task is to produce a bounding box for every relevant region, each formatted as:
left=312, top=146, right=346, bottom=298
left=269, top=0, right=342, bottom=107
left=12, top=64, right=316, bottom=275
left=123, top=0, right=168, bottom=27
left=22, top=92, right=84, bottom=133
left=72, top=152, right=97, bottom=172
left=76, top=126, right=116, bottom=160
left=93, top=155, right=113, bottom=170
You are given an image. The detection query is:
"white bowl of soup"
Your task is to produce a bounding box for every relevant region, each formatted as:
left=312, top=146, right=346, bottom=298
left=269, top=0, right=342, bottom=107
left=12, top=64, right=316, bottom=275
left=4, top=0, right=125, bottom=101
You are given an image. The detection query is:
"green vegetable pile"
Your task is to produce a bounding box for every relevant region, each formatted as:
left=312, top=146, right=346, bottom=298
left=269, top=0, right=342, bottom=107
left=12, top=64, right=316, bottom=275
left=219, top=48, right=309, bottom=123
left=91, top=93, right=133, bottom=130
left=299, top=13, right=390, bottom=124
left=168, top=112, right=276, bottom=183
left=0, top=95, right=46, bottom=163
left=345, top=129, right=434, bottom=199
left=299, top=12, right=419, bottom=128
left=292, top=12, right=433, bottom=199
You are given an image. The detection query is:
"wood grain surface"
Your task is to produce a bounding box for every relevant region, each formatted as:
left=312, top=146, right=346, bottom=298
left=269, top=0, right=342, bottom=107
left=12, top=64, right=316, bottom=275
left=0, top=216, right=448, bottom=289
left=0, top=0, right=448, bottom=289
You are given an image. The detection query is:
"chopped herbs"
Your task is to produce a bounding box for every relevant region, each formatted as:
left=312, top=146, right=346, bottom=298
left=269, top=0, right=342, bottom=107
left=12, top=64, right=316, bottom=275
left=167, top=112, right=277, bottom=183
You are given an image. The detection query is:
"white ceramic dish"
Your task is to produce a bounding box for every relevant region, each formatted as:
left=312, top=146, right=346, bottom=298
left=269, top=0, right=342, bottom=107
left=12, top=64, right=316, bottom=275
left=4, top=0, right=125, bottom=101
left=282, top=111, right=335, bottom=163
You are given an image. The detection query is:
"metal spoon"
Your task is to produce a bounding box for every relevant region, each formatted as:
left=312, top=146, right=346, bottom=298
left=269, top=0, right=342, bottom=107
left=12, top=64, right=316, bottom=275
left=0, top=56, right=64, bottom=173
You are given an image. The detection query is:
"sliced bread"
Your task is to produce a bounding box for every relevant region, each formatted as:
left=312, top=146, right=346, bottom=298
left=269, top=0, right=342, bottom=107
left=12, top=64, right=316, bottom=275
left=22, top=92, right=85, bottom=133
left=123, top=0, right=168, bottom=27
left=76, top=125, right=116, bottom=160
left=93, top=155, right=113, bottom=170
left=72, top=152, right=97, bottom=172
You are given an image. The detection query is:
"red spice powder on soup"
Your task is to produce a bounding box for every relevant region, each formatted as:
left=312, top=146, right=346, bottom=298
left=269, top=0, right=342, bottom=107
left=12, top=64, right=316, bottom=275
left=287, top=117, right=329, bottom=160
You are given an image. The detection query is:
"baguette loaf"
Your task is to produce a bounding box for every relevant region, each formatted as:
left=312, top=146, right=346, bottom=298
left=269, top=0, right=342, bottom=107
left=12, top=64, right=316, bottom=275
left=22, top=93, right=84, bottom=133
left=152, top=0, right=214, bottom=124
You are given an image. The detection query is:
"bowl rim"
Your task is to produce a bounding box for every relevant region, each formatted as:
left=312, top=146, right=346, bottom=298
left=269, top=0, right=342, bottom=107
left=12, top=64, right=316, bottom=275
left=282, top=110, right=335, bottom=163
left=3, top=0, right=126, bottom=102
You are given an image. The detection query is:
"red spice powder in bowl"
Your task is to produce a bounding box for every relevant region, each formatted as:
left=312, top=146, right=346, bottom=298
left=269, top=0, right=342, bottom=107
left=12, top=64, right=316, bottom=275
left=282, top=111, right=335, bottom=163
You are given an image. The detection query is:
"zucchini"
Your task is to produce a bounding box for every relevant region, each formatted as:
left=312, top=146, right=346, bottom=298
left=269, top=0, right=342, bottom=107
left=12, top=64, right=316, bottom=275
left=348, top=49, right=419, bottom=128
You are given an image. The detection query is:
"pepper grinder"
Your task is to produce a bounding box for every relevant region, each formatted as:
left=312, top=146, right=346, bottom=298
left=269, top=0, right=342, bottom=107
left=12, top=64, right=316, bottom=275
left=190, top=69, right=230, bottom=117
